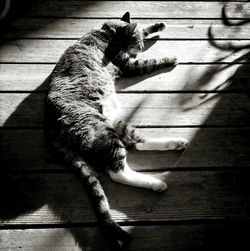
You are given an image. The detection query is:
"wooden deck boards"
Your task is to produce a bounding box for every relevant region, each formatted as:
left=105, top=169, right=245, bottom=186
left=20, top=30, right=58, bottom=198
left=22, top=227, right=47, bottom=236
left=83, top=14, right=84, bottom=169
left=1, top=0, right=250, bottom=250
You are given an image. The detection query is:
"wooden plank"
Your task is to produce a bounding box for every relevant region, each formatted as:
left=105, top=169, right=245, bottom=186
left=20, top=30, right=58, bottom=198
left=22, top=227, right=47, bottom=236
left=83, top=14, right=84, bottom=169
left=24, top=1, right=250, bottom=19
left=0, top=171, right=249, bottom=225
left=0, top=93, right=44, bottom=127
left=3, top=18, right=250, bottom=39
left=0, top=64, right=54, bottom=91
left=0, top=224, right=249, bottom=251
left=1, top=63, right=249, bottom=92
left=1, top=128, right=250, bottom=171
left=0, top=39, right=249, bottom=63
left=1, top=93, right=250, bottom=127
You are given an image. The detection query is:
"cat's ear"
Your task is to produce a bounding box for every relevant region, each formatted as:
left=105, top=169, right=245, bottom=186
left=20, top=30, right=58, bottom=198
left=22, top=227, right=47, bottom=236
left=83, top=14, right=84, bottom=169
left=125, top=23, right=137, bottom=36
left=121, top=12, right=131, bottom=23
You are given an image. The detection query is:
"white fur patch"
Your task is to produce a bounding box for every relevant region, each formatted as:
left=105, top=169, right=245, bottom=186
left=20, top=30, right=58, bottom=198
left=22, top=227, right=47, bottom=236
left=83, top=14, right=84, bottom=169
left=108, top=163, right=168, bottom=192
left=102, top=92, right=121, bottom=123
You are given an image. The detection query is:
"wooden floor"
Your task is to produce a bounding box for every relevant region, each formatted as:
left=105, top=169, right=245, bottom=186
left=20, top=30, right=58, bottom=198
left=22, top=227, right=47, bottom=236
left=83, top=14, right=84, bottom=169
left=1, top=0, right=250, bottom=250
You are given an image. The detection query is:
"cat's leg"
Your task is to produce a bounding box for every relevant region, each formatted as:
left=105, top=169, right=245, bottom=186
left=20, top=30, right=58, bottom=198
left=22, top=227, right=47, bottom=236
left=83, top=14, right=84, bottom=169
left=112, top=120, right=145, bottom=149
left=119, top=55, right=178, bottom=76
left=135, top=137, right=188, bottom=151
left=112, top=120, right=188, bottom=151
left=108, top=159, right=168, bottom=192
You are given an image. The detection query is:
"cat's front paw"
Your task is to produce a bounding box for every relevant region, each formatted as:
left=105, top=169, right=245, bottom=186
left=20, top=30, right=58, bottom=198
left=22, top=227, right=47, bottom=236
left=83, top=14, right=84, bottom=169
left=151, top=180, right=168, bottom=192
left=169, top=56, right=179, bottom=65
left=163, top=56, right=179, bottom=66
left=172, top=56, right=179, bottom=65
left=155, top=22, right=166, bottom=32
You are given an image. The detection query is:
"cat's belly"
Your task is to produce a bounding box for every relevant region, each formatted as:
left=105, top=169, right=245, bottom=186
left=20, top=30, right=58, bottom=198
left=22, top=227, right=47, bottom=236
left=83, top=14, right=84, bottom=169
left=102, top=93, right=121, bottom=123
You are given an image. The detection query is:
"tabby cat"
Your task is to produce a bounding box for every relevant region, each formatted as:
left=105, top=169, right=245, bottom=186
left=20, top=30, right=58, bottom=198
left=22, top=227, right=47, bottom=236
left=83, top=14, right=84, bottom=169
left=46, top=12, right=188, bottom=247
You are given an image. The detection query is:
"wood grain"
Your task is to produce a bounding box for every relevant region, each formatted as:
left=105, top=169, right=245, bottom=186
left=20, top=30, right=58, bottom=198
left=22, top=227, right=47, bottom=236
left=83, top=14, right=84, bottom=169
left=0, top=64, right=54, bottom=91
left=0, top=39, right=249, bottom=63
left=0, top=171, right=249, bottom=225
left=3, top=18, right=250, bottom=39
left=1, top=93, right=250, bottom=127
left=0, top=224, right=249, bottom=251
left=24, top=1, right=250, bottom=19
left=2, top=128, right=250, bottom=171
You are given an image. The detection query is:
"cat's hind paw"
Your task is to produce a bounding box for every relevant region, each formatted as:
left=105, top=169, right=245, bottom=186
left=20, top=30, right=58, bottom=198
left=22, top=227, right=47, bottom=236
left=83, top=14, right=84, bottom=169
left=151, top=181, right=168, bottom=192
left=169, top=138, right=188, bottom=150
left=178, top=138, right=189, bottom=150
left=135, top=137, right=188, bottom=151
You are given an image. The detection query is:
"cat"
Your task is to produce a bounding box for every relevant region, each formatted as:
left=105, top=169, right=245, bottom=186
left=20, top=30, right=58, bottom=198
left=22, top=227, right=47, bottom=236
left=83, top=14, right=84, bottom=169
left=45, top=11, right=188, bottom=248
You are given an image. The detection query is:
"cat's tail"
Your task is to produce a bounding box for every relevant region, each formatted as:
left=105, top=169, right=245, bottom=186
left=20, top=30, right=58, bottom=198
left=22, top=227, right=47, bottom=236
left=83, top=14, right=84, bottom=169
left=66, top=151, right=132, bottom=246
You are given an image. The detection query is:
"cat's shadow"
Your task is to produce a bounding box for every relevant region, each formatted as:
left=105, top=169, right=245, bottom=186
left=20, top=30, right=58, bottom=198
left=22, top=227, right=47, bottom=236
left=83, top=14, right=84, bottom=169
left=116, top=66, right=175, bottom=91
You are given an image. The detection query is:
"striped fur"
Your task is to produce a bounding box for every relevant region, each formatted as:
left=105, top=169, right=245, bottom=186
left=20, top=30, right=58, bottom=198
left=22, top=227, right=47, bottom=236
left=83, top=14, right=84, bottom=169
left=46, top=12, right=178, bottom=246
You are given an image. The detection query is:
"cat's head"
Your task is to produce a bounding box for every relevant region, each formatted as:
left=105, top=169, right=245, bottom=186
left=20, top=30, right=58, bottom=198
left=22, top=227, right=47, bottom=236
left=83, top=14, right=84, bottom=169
left=102, top=12, right=144, bottom=56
